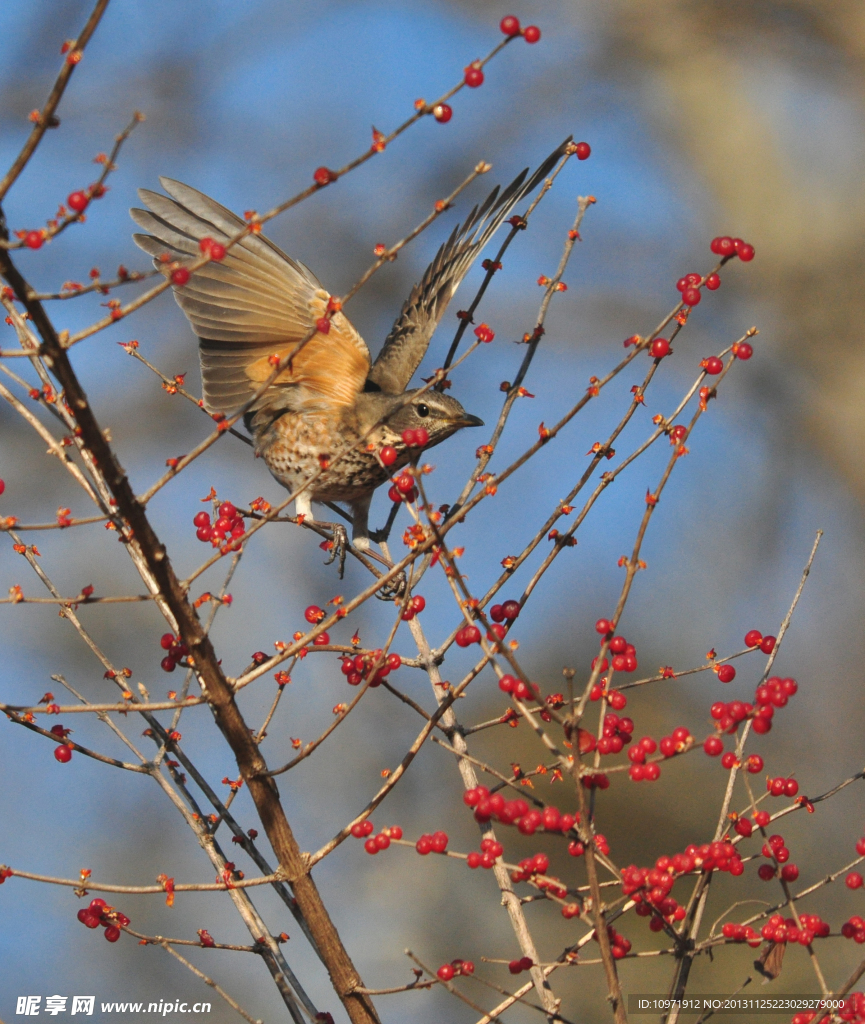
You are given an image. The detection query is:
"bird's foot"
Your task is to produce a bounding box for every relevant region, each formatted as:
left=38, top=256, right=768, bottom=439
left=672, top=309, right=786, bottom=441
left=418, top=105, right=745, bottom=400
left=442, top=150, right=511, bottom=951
left=375, top=569, right=407, bottom=602
left=321, top=523, right=349, bottom=578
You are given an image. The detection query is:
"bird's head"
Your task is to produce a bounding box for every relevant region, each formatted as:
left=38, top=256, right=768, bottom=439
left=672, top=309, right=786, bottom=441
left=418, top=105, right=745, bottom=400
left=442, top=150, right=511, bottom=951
left=382, top=389, right=483, bottom=448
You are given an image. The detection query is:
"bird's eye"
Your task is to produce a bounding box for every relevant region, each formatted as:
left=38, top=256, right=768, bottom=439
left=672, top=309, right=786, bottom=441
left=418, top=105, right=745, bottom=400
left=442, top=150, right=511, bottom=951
left=416, top=403, right=430, bottom=418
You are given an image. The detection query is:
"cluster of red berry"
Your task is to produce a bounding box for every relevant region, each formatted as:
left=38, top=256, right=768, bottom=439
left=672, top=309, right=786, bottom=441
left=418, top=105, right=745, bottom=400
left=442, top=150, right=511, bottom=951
left=340, top=650, right=401, bottom=687
left=415, top=831, right=449, bottom=855
left=400, top=594, right=426, bottom=622
left=507, top=955, right=535, bottom=975
left=192, top=501, right=245, bottom=546
left=597, top=925, right=631, bottom=959
left=766, top=776, right=799, bottom=797
left=756, top=833, right=799, bottom=882
left=387, top=471, right=417, bottom=504
left=720, top=921, right=761, bottom=945
left=76, top=898, right=129, bottom=943
left=509, top=851, right=550, bottom=883
left=464, top=789, right=578, bottom=841
left=761, top=912, right=829, bottom=946
left=499, top=15, right=540, bottom=41
left=436, top=959, right=474, bottom=981
left=50, top=722, right=73, bottom=762
left=593, top=620, right=639, bottom=675
left=367, top=826, right=402, bottom=854
left=567, top=833, right=609, bottom=858
left=710, top=235, right=755, bottom=261
left=159, top=632, right=189, bottom=673
left=198, top=236, right=227, bottom=261
left=675, top=271, right=720, bottom=307
left=843, top=913, right=865, bottom=939
left=466, top=837, right=503, bottom=869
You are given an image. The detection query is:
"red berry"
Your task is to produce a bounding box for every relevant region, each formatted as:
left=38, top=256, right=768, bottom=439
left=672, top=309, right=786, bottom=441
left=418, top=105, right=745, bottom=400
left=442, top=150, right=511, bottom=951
left=760, top=635, right=776, bottom=654
left=716, top=237, right=735, bottom=257
left=595, top=618, right=612, bottom=635
left=313, top=632, right=330, bottom=646
left=523, top=25, right=541, bottom=42
left=682, top=287, right=701, bottom=306
left=209, top=242, right=226, bottom=261
left=374, top=833, right=390, bottom=850
left=160, top=656, right=176, bottom=673
left=411, top=595, right=426, bottom=613
left=0, top=479, right=4, bottom=495
left=67, top=191, right=89, bottom=213
left=160, top=633, right=175, bottom=650
left=781, top=864, right=799, bottom=882
left=644, top=762, right=660, bottom=781
left=736, top=242, right=755, bottom=262
left=433, top=104, right=452, bottom=123
left=171, top=267, right=190, bottom=286
left=304, top=605, right=325, bottom=624
left=437, top=964, right=455, bottom=981
left=104, top=925, right=121, bottom=942
left=650, top=338, right=670, bottom=358
left=396, top=473, right=414, bottom=494
left=364, top=837, right=378, bottom=855
left=413, top=427, right=429, bottom=446
left=746, top=754, right=763, bottom=773
left=734, top=818, right=752, bottom=837
left=314, top=167, right=336, bottom=186
left=736, top=342, right=753, bottom=360
left=193, top=511, right=210, bottom=528
left=401, top=429, right=416, bottom=447
left=218, top=502, right=236, bottom=519
left=784, top=778, right=798, bottom=797
left=25, top=231, right=43, bottom=250
left=508, top=960, right=522, bottom=974
left=704, top=356, right=723, bottom=375
left=501, top=600, right=520, bottom=621
left=464, top=66, right=484, bottom=88
left=744, top=629, right=763, bottom=648
left=54, top=744, right=72, bottom=763
left=717, top=665, right=736, bottom=683
left=721, top=752, right=737, bottom=769
left=847, top=872, right=864, bottom=889
left=379, top=445, right=397, bottom=466
left=500, top=15, right=520, bottom=35
left=499, top=674, right=516, bottom=693
left=758, top=864, right=776, bottom=881
left=575, top=141, right=591, bottom=160
left=705, top=273, right=721, bottom=290
left=703, top=736, right=723, bottom=757
left=416, top=836, right=432, bottom=855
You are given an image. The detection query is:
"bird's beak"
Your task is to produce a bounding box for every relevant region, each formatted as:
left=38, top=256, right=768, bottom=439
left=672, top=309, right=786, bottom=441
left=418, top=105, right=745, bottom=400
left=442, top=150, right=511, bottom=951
left=454, top=413, right=484, bottom=428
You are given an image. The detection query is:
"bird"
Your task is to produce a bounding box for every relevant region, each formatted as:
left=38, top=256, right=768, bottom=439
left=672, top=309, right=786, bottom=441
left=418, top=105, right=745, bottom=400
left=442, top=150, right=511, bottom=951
left=130, top=139, right=569, bottom=569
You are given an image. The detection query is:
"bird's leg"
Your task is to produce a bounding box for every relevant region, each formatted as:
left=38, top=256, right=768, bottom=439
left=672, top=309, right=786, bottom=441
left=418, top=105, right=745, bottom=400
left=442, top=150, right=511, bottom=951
left=296, top=493, right=349, bottom=578
left=347, top=495, right=406, bottom=600
left=369, top=501, right=401, bottom=545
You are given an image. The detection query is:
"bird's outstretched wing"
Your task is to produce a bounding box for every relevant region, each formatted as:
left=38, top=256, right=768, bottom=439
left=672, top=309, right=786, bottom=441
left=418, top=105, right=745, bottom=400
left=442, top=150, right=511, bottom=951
left=131, top=178, right=370, bottom=415
left=367, top=137, right=572, bottom=395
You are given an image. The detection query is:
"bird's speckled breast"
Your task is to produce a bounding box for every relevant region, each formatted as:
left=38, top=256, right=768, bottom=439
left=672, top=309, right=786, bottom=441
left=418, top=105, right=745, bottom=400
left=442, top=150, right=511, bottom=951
left=256, top=410, right=409, bottom=503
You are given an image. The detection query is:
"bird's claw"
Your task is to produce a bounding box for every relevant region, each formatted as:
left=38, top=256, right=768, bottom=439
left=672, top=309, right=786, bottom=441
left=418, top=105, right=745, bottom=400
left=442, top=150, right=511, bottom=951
left=323, top=523, right=348, bottom=578
left=375, top=569, right=406, bottom=601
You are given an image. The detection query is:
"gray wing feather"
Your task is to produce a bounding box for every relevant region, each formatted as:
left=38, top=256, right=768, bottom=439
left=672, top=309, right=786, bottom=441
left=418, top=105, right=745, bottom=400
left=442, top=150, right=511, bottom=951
left=129, top=178, right=370, bottom=413
left=368, top=138, right=572, bottom=394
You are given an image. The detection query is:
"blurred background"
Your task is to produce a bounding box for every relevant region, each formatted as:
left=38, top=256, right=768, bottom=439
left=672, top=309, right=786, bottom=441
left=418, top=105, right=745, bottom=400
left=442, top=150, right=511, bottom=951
left=1, top=1, right=863, bottom=1021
